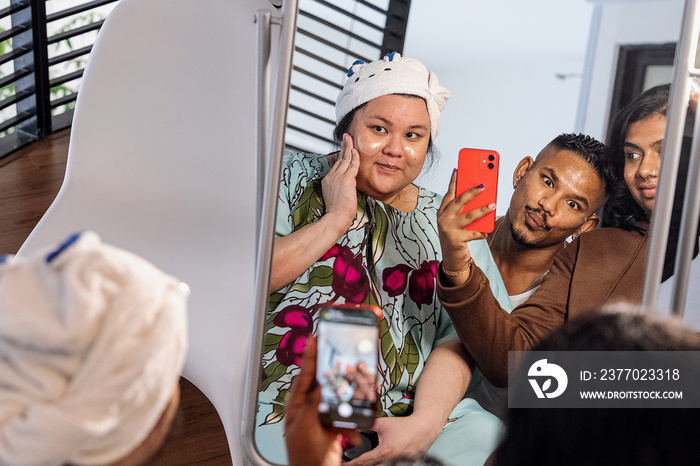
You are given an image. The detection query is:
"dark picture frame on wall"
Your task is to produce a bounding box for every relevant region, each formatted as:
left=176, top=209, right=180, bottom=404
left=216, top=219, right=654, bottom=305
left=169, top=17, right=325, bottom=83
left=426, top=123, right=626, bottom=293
left=609, top=42, right=676, bottom=126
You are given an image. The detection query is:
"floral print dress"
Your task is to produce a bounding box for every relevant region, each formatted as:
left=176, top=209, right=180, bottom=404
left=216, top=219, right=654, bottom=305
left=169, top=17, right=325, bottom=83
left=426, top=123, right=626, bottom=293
left=256, top=152, right=510, bottom=462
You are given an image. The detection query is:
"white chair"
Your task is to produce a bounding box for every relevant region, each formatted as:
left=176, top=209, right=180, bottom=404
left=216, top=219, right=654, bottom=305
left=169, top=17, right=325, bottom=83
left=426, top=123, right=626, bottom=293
left=19, top=0, right=297, bottom=463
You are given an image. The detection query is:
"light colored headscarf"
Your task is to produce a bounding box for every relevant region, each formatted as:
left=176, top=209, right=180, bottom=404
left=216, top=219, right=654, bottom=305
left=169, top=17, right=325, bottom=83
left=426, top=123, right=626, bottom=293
left=0, top=231, right=188, bottom=465
left=335, top=52, right=450, bottom=140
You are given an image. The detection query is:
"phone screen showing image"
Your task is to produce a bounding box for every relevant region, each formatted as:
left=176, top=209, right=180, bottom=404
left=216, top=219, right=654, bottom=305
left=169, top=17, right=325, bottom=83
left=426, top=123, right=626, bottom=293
left=317, top=305, right=379, bottom=429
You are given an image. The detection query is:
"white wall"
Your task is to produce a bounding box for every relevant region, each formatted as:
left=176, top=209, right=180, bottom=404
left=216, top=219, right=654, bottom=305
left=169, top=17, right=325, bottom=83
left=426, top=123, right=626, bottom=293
left=285, top=0, right=687, bottom=216
left=413, top=62, right=586, bottom=214
left=581, top=0, right=685, bottom=140
left=403, top=0, right=595, bottom=215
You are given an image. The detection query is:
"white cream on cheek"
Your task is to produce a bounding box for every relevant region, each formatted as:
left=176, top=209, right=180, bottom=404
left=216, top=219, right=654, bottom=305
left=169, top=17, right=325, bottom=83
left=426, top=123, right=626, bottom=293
left=353, top=130, right=420, bottom=159
left=404, top=144, right=417, bottom=158
left=353, top=131, right=383, bottom=155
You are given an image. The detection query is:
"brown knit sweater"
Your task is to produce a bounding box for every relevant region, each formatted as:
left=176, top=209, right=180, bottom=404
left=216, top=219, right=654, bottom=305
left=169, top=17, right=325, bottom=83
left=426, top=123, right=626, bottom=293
left=437, top=225, right=648, bottom=387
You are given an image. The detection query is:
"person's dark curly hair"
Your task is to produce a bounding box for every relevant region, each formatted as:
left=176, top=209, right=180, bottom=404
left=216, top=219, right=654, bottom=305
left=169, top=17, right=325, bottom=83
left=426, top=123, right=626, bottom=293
left=602, top=84, right=670, bottom=231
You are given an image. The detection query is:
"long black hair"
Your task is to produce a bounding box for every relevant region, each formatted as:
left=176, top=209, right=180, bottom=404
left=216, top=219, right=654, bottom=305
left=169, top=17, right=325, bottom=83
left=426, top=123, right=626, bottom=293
left=602, top=84, right=670, bottom=231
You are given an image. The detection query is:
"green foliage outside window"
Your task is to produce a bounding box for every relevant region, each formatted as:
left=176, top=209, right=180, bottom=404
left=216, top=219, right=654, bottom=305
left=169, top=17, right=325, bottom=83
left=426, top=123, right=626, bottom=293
left=0, top=9, right=106, bottom=137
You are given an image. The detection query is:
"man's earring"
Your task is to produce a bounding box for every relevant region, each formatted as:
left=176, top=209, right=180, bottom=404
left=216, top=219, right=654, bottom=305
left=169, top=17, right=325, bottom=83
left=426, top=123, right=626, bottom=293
left=513, top=177, right=520, bottom=189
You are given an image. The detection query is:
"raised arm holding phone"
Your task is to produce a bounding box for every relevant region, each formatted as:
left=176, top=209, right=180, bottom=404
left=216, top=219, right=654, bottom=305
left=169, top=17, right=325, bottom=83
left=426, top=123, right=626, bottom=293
left=437, top=85, right=677, bottom=387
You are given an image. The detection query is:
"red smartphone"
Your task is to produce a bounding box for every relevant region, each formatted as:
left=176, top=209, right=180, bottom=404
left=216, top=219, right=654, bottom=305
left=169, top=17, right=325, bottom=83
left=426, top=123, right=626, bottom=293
left=456, top=148, right=500, bottom=233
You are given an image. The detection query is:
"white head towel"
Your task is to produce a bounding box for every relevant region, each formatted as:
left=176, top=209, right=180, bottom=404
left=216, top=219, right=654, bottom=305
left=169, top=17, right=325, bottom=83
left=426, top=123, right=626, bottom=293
left=335, top=52, right=450, bottom=140
left=0, top=231, right=188, bottom=465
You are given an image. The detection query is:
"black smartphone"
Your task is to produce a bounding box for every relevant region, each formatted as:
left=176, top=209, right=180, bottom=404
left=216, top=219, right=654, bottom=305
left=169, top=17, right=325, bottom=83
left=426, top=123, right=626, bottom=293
left=316, top=304, right=380, bottom=429
left=342, top=431, right=379, bottom=461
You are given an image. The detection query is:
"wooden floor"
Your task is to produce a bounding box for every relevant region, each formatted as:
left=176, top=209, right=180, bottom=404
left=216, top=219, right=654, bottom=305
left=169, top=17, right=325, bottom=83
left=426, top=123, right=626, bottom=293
left=0, top=130, right=233, bottom=464
left=0, top=129, right=70, bottom=255
left=152, top=378, right=233, bottom=465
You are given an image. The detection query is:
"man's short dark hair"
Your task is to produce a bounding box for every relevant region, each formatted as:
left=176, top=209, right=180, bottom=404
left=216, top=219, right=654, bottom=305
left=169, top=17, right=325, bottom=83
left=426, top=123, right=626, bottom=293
left=545, top=133, right=607, bottom=182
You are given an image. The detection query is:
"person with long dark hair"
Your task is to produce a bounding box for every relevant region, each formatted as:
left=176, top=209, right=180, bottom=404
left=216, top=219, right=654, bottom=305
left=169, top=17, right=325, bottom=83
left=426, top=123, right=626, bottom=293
left=603, top=84, right=669, bottom=231
left=604, top=83, right=699, bottom=282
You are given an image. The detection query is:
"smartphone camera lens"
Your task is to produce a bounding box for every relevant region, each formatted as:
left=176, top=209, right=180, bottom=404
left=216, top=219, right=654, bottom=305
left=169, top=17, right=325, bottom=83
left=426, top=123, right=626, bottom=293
left=488, top=154, right=495, bottom=161
left=488, top=163, right=495, bottom=169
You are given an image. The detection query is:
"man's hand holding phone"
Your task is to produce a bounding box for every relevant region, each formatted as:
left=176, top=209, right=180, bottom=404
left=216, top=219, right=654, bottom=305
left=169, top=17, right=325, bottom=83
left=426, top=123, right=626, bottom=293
left=437, top=168, right=497, bottom=286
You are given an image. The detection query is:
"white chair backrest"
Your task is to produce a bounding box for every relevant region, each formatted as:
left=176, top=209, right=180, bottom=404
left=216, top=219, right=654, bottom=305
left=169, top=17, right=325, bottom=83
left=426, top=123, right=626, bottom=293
left=19, top=0, right=295, bottom=462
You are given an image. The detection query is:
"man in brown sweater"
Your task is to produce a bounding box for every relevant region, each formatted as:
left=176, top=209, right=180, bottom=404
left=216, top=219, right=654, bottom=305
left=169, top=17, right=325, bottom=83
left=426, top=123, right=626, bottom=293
left=485, top=133, right=608, bottom=307
left=439, top=223, right=647, bottom=388
left=452, top=134, right=608, bottom=414
left=435, top=133, right=627, bottom=388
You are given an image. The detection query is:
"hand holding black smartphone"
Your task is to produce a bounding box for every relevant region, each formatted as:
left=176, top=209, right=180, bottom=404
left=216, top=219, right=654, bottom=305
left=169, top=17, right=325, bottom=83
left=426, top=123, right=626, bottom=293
left=316, top=304, right=380, bottom=430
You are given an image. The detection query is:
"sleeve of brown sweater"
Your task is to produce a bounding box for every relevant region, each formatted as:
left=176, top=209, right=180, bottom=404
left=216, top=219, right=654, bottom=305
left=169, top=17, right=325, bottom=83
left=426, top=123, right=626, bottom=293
left=437, top=240, right=580, bottom=387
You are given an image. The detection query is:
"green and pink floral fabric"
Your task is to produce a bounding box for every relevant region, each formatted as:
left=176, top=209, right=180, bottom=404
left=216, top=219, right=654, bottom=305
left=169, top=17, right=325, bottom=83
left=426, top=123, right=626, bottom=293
left=258, top=152, right=509, bottom=428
